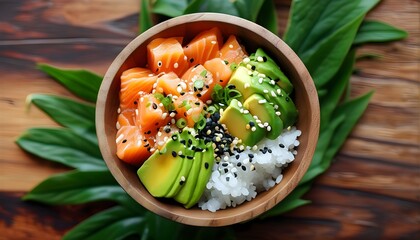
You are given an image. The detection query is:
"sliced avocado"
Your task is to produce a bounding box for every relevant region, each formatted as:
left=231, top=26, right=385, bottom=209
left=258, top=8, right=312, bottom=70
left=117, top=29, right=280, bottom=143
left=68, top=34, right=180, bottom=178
left=243, top=94, right=283, bottom=140
left=173, top=141, right=205, bottom=205
left=247, top=48, right=293, bottom=94
left=228, top=66, right=274, bottom=100
left=185, top=143, right=214, bottom=208
left=137, top=136, right=185, bottom=198
left=268, top=87, right=298, bottom=128
left=165, top=129, right=197, bottom=198
left=219, top=99, right=265, bottom=146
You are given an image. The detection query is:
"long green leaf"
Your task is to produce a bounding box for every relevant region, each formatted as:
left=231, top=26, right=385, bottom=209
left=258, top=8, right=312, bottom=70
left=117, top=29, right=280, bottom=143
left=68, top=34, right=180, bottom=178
left=284, top=0, right=379, bottom=88
left=63, top=206, right=143, bottom=240
left=256, top=0, right=278, bottom=34
left=354, top=20, right=408, bottom=45
left=234, top=0, right=265, bottom=21
left=27, top=94, right=97, bottom=144
left=262, top=182, right=312, bottom=218
left=140, top=0, right=154, bottom=33
left=319, top=49, right=356, bottom=130
left=323, top=91, right=374, bottom=161
left=152, top=0, right=188, bottom=17
left=23, top=170, right=126, bottom=205
left=16, top=128, right=105, bottom=170
left=184, top=0, right=238, bottom=16
left=37, top=64, right=102, bottom=103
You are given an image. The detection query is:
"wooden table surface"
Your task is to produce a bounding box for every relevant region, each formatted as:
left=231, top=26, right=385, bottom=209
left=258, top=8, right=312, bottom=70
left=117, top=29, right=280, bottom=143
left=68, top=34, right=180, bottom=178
left=0, top=0, right=419, bottom=239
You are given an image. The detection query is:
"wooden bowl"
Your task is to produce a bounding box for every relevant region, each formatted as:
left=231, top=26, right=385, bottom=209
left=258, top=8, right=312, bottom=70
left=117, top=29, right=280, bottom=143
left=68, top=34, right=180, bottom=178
left=96, top=13, right=319, bottom=226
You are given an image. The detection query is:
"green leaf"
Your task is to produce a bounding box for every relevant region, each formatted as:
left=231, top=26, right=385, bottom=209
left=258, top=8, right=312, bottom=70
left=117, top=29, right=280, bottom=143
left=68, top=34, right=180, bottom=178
left=16, top=128, right=105, bottom=171
left=140, top=0, right=154, bottom=33
left=37, top=64, right=102, bottom=103
left=64, top=206, right=146, bottom=240
left=152, top=0, right=188, bottom=17
left=184, top=0, right=238, bottom=16
left=354, top=20, right=408, bottom=45
left=234, top=0, right=265, bottom=21
left=262, top=182, right=312, bottom=218
left=300, top=114, right=345, bottom=185
left=27, top=94, right=97, bottom=144
left=323, top=91, right=374, bottom=161
left=284, top=0, right=380, bottom=88
left=256, top=0, right=278, bottom=34
left=23, top=170, right=126, bottom=205
left=319, top=49, right=356, bottom=130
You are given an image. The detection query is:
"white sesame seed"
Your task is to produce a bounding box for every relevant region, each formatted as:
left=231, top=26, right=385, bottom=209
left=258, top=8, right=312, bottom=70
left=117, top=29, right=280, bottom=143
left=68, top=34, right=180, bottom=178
left=243, top=57, right=250, bottom=64
left=211, top=40, right=217, bottom=44
left=184, top=55, right=187, bottom=61
left=259, top=78, right=263, bottom=84
left=245, top=124, right=250, bottom=130
left=206, top=100, right=212, bottom=104
left=161, top=112, right=168, bottom=119
left=229, top=44, right=233, bottom=48
left=277, top=89, right=281, bottom=94
left=180, top=82, right=187, bottom=89
left=159, top=103, right=163, bottom=107
left=178, top=151, right=183, bottom=155
left=246, top=64, right=252, bottom=69
left=258, top=99, right=267, bottom=104
left=157, top=131, right=162, bottom=137
left=274, top=105, right=279, bottom=109
left=237, top=101, right=243, bottom=107
left=264, top=122, right=269, bottom=127
left=116, top=122, right=121, bottom=130
left=117, top=107, right=121, bottom=114
left=275, top=111, right=281, bottom=116
left=244, top=83, right=250, bottom=88
left=267, top=126, right=272, bottom=131
left=258, top=123, right=265, bottom=128
left=257, top=56, right=264, bottom=62
left=271, top=91, right=277, bottom=97
left=186, top=108, right=193, bottom=115
left=174, top=62, right=179, bottom=68
left=251, top=126, right=256, bottom=131
left=177, top=86, right=182, bottom=93
left=224, top=155, right=229, bottom=161
left=135, top=109, right=139, bottom=115
left=287, top=126, right=291, bottom=131
left=169, top=112, right=176, bottom=118
left=270, top=80, right=276, bottom=85
left=239, top=145, right=244, bottom=150
left=252, top=145, right=258, bottom=151
left=148, top=73, right=154, bottom=77
left=263, top=89, right=269, bottom=93
left=171, top=118, right=176, bottom=124
left=181, top=176, right=186, bottom=181
left=258, top=73, right=266, bottom=78
left=116, top=134, right=124, bottom=143
left=240, top=108, right=244, bottom=113
left=158, top=141, right=165, bottom=146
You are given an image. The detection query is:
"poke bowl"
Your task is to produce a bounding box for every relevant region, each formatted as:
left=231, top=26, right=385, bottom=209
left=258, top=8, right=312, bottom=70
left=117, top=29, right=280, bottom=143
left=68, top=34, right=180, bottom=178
left=96, top=13, right=319, bottom=226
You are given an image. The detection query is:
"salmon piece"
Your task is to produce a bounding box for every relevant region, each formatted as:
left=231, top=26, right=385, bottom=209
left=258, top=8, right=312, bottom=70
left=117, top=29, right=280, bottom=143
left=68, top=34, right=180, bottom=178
left=155, top=72, right=186, bottom=97
left=219, top=35, right=248, bottom=65
left=120, top=67, right=157, bottom=110
left=181, top=64, right=214, bottom=102
left=147, top=37, right=189, bottom=77
left=183, top=27, right=223, bottom=67
left=154, top=124, right=179, bottom=150
left=174, top=94, right=205, bottom=128
left=137, top=93, right=171, bottom=137
left=203, top=57, right=233, bottom=101
left=117, top=109, right=136, bottom=128
left=116, top=126, right=154, bottom=166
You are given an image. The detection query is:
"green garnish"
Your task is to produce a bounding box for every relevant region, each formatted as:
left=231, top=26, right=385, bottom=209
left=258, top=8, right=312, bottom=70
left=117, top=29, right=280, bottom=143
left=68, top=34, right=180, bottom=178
left=230, top=62, right=238, bottom=71
left=176, top=118, right=187, bottom=128
left=200, top=70, right=207, bottom=77
left=194, top=79, right=204, bottom=90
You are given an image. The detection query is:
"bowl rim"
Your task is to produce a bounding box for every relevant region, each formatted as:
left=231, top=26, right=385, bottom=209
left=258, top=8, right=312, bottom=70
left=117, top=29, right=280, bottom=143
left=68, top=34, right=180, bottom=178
left=96, top=12, right=320, bottom=226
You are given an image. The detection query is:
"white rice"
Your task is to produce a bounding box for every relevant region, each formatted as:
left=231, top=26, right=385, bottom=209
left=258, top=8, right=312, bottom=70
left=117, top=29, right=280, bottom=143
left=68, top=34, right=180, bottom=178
left=198, top=127, right=301, bottom=212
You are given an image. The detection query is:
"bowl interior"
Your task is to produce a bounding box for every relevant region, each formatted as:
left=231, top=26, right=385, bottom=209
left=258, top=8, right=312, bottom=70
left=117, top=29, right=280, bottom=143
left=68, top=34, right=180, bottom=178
left=96, top=13, right=319, bottom=226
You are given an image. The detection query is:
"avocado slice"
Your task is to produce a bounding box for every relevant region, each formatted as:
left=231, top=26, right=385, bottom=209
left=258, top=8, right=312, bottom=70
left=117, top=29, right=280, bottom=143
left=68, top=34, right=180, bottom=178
left=137, top=136, right=186, bottom=198
left=219, top=99, right=265, bottom=146
left=247, top=48, right=293, bottom=94
left=173, top=141, right=205, bottom=205
left=185, top=143, right=214, bottom=208
left=243, top=94, right=283, bottom=140
left=228, top=66, right=298, bottom=128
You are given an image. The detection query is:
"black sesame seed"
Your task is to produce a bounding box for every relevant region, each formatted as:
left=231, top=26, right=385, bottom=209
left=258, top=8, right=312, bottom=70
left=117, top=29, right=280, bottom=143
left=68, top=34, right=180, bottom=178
left=268, top=149, right=272, bottom=153
left=222, top=163, right=228, bottom=167
left=187, top=155, right=194, bottom=160
left=227, top=85, right=236, bottom=89
left=251, top=65, right=256, bottom=70
left=196, top=93, right=202, bottom=97
left=248, top=153, right=254, bottom=158
left=171, top=135, right=178, bottom=141
left=188, top=139, right=193, bottom=145
left=235, top=155, right=240, bottom=160
left=179, top=154, right=185, bottom=158
left=190, top=58, right=195, bottom=63
left=219, top=79, right=223, bottom=82
left=279, top=144, right=285, bottom=148
left=180, top=140, right=186, bottom=144
left=224, top=168, right=228, bottom=173
left=146, top=130, right=151, bottom=134
left=204, top=162, right=209, bottom=169
left=172, top=151, right=177, bottom=157
left=285, top=97, right=290, bottom=102
left=234, top=173, right=238, bottom=178
left=180, top=180, right=185, bottom=185
left=241, top=166, right=246, bottom=171
left=122, top=139, right=127, bottom=143
left=226, top=177, right=230, bottom=181
left=134, top=101, right=137, bottom=105
left=249, top=121, right=255, bottom=127
left=237, top=162, right=242, bottom=167
left=262, top=56, right=267, bottom=62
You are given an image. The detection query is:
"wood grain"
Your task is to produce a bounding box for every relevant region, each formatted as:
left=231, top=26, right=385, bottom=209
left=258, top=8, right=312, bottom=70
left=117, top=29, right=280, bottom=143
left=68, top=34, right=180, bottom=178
left=0, top=0, right=419, bottom=238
